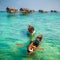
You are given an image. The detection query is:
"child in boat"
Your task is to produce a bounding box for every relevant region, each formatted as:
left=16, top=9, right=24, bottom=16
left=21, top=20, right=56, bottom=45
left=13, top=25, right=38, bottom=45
left=28, top=25, right=35, bottom=35
left=27, top=34, right=43, bottom=54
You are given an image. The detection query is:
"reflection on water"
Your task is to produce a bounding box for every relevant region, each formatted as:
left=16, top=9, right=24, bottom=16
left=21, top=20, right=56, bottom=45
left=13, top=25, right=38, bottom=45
left=7, top=13, right=16, bottom=19
left=27, top=32, right=36, bottom=41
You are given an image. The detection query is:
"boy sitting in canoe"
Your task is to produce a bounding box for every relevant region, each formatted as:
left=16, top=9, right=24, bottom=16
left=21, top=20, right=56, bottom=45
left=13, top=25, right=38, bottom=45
left=27, top=34, right=43, bottom=54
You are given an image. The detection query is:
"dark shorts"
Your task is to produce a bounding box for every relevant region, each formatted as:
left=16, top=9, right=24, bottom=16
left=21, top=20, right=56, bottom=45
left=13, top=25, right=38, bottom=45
left=33, top=40, right=40, bottom=47
left=33, top=42, right=39, bottom=47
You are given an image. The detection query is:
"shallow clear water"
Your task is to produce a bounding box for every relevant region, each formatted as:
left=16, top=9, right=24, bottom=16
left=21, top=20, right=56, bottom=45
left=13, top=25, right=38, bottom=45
left=0, top=11, right=60, bottom=60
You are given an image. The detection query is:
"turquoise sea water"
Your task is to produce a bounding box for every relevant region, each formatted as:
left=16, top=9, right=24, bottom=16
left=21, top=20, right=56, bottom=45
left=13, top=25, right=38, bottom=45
left=0, top=11, right=60, bottom=60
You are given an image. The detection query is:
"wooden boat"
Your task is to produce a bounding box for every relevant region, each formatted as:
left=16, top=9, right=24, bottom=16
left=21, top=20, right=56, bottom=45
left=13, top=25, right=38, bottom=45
left=27, top=34, right=43, bottom=54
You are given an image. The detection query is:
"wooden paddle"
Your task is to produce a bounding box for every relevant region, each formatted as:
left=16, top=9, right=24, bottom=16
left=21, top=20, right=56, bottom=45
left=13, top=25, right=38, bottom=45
left=37, top=48, right=44, bottom=50
left=16, top=43, right=44, bottom=50
left=16, top=43, right=24, bottom=46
